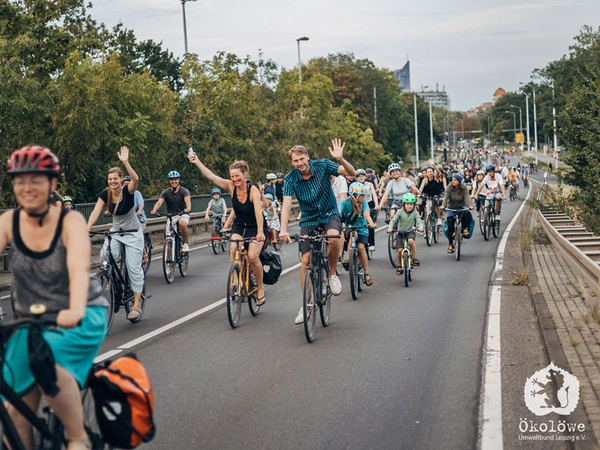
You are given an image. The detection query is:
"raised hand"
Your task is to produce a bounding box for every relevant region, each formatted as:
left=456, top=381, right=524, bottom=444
left=118, top=146, right=130, bottom=162
left=328, top=138, right=346, bottom=160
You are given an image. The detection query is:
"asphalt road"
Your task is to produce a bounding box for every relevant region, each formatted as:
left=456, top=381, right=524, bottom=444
left=95, top=178, right=530, bottom=450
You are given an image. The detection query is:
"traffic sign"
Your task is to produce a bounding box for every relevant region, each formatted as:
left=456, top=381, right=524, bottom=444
left=516, top=133, right=525, bottom=144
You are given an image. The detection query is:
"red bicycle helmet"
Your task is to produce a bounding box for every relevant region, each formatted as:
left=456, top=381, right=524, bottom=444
left=6, top=146, right=60, bottom=177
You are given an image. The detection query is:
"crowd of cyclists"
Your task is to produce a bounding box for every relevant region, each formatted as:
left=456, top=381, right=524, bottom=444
left=0, top=141, right=534, bottom=448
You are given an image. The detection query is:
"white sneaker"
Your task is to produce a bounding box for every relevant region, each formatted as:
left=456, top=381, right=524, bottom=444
left=294, top=308, right=304, bottom=324
left=181, top=243, right=190, bottom=252
left=437, top=218, right=442, bottom=226
left=494, top=215, right=501, bottom=222
left=330, top=275, right=342, bottom=296
left=368, top=245, right=376, bottom=252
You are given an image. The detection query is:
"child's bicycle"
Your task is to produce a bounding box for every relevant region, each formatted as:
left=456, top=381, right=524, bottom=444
left=209, top=215, right=229, bottom=255
left=394, top=227, right=421, bottom=287
left=341, top=225, right=370, bottom=300
left=0, top=304, right=111, bottom=450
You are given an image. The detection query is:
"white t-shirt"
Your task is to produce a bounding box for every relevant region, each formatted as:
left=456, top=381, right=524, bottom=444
left=331, top=175, right=348, bottom=205
left=482, top=174, right=504, bottom=196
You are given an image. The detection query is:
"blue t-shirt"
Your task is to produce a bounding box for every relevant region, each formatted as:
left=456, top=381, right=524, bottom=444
left=283, top=159, right=340, bottom=227
left=134, top=190, right=146, bottom=223
left=339, top=197, right=369, bottom=236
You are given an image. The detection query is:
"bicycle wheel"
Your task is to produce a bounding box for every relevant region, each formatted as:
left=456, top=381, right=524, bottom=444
left=82, top=387, right=114, bottom=449
left=482, top=209, right=490, bottom=241
left=99, top=271, right=116, bottom=333
left=403, top=251, right=410, bottom=287
left=226, top=262, right=243, bottom=328
left=424, top=215, right=432, bottom=247
left=408, top=254, right=413, bottom=282
left=388, top=232, right=399, bottom=268
left=178, top=244, right=189, bottom=277
left=493, top=217, right=500, bottom=238
left=509, top=186, right=516, bottom=201
left=303, top=268, right=318, bottom=343
left=455, top=219, right=462, bottom=261
left=479, top=209, right=485, bottom=235
left=319, top=264, right=331, bottom=327
left=162, top=238, right=175, bottom=283
left=142, top=234, right=152, bottom=274
left=433, top=215, right=441, bottom=243
left=349, top=249, right=359, bottom=300
left=248, top=271, right=261, bottom=316
left=211, top=228, right=221, bottom=255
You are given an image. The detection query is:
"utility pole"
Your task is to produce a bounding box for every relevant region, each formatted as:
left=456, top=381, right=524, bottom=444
left=414, top=93, right=419, bottom=169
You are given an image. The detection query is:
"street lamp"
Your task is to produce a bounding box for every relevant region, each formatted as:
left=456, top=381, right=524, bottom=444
left=296, top=36, right=309, bottom=84
left=509, top=104, right=523, bottom=149
left=180, top=0, right=197, bottom=55
left=504, top=111, right=516, bottom=145
left=413, top=93, right=419, bottom=169
left=483, top=114, right=491, bottom=146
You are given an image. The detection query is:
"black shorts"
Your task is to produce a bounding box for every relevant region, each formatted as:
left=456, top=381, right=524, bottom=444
left=299, top=216, right=342, bottom=255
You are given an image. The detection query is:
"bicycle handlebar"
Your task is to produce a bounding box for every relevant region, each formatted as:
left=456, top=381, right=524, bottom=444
left=155, top=212, right=186, bottom=218
left=291, top=234, right=341, bottom=242
left=89, top=228, right=139, bottom=237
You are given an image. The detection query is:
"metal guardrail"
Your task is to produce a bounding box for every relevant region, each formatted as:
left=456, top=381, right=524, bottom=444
left=536, top=183, right=600, bottom=298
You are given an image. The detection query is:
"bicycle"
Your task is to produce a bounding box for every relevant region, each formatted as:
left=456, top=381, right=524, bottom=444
left=381, top=206, right=400, bottom=268
left=481, top=195, right=502, bottom=241
left=91, top=229, right=147, bottom=333
left=341, top=225, right=369, bottom=300
left=142, top=231, right=152, bottom=274
left=293, top=232, right=340, bottom=343
left=508, top=182, right=516, bottom=201
left=422, top=194, right=443, bottom=247
left=445, top=208, right=471, bottom=261
left=226, top=236, right=262, bottom=328
left=393, top=227, right=420, bottom=287
left=0, top=304, right=111, bottom=450
left=209, top=215, right=228, bottom=255
left=157, top=213, right=190, bottom=283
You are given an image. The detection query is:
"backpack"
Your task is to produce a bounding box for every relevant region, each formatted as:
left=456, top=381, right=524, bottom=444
left=90, top=353, right=156, bottom=449
left=259, top=250, right=282, bottom=285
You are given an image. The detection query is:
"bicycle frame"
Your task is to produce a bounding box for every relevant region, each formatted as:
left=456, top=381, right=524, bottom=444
left=232, top=239, right=258, bottom=299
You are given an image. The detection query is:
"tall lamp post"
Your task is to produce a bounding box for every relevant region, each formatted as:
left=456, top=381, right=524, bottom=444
left=504, top=111, right=516, bottom=144
left=483, top=114, right=491, bottom=146
left=296, top=36, right=309, bottom=84
left=509, top=104, right=523, bottom=149
left=533, top=89, right=538, bottom=164
left=413, top=93, right=419, bottom=169
left=180, top=0, right=197, bottom=55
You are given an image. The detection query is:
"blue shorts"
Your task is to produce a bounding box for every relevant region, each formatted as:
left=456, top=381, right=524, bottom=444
left=2, top=306, right=107, bottom=396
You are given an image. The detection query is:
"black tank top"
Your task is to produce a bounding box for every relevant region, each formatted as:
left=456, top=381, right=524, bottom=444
left=422, top=178, right=444, bottom=196
left=232, top=182, right=259, bottom=228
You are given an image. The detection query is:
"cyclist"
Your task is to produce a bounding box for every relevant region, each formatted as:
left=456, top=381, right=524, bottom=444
left=339, top=182, right=376, bottom=286
left=263, top=193, right=281, bottom=243
left=378, top=163, right=418, bottom=221
left=62, top=195, right=75, bottom=210
left=441, top=173, right=473, bottom=254
left=274, top=172, right=285, bottom=202
left=506, top=166, right=517, bottom=194
left=278, top=139, right=355, bottom=324
left=263, top=173, right=277, bottom=198
left=150, top=170, right=192, bottom=252
left=123, top=175, right=146, bottom=231
left=355, top=169, right=379, bottom=251
left=474, top=164, right=506, bottom=222
left=87, top=147, right=145, bottom=320
left=418, top=166, right=446, bottom=227
left=188, top=154, right=267, bottom=305
left=387, top=192, right=423, bottom=273
left=205, top=188, right=228, bottom=230
left=365, top=168, right=379, bottom=192
left=470, top=170, right=486, bottom=217
left=1, top=146, right=107, bottom=450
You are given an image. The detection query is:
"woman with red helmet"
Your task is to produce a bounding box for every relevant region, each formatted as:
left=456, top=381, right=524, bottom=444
left=0, top=146, right=108, bottom=449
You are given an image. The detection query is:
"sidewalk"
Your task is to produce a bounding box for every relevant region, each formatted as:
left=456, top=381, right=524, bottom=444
left=526, top=205, right=600, bottom=443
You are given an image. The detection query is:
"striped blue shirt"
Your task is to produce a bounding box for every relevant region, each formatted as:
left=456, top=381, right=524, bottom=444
left=283, top=159, right=340, bottom=226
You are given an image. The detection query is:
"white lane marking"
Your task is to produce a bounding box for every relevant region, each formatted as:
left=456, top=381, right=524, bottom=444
left=480, top=184, right=531, bottom=450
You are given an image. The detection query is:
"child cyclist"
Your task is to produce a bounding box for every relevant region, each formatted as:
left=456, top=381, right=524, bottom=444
left=339, top=182, right=377, bottom=286
left=205, top=188, right=228, bottom=231
left=387, top=193, right=424, bottom=274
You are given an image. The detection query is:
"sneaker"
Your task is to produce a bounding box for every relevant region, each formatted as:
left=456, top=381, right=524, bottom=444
left=294, top=308, right=304, bottom=324
left=437, top=218, right=442, bottom=226
left=127, top=307, right=141, bottom=320
left=181, top=243, right=190, bottom=252
left=494, top=215, right=501, bottom=222
left=368, top=245, right=376, bottom=252
left=476, top=211, right=479, bottom=218
left=329, top=275, right=342, bottom=296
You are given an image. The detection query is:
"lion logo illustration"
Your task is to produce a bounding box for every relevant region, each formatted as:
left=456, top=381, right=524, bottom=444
left=524, top=363, right=579, bottom=416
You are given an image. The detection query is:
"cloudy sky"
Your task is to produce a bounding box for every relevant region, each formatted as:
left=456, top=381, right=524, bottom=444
left=89, top=0, right=599, bottom=111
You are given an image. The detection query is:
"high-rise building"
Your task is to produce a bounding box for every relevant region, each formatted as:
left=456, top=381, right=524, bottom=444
left=394, top=61, right=410, bottom=91
left=416, top=84, right=450, bottom=109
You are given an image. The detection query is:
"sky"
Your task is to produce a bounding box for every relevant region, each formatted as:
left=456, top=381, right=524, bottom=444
left=89, top=0, right=600, bottom=111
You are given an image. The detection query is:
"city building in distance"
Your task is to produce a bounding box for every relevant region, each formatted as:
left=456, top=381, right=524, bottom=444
left=393, top=61, right=410, bottom=91
left=416, top=83, right=450, bottom=109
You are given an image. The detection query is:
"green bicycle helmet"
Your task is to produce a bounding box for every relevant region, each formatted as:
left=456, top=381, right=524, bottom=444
left=402, top=192, right=416, bottom=203
left=485, top=164, right=495, bottom=173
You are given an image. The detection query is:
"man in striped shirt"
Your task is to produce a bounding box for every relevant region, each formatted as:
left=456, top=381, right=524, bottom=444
left=279, top=139, right=356, bottom=324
